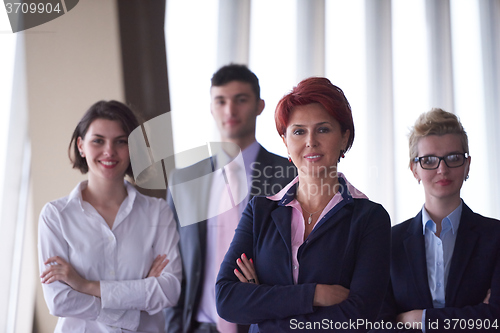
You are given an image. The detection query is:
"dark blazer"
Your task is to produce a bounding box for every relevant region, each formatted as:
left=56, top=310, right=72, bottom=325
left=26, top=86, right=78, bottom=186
left=376, top=202, right=500, bottom=332
left=216, top=180, right=391, bottom=333
left=165, top=144, right=296, bottom=333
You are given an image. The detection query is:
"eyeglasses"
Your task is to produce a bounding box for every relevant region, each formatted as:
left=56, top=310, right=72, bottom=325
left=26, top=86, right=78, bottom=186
left=413, top=153, right=469, bottom=170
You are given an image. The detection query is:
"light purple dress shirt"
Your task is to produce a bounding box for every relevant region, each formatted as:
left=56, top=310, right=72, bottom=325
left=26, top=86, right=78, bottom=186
left=196, top=141, right=260, bottom=324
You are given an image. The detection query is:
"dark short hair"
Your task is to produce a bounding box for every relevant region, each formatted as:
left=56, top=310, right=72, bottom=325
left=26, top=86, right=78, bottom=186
left=68, top=100, right=139, bottom=177
left=211, top=64, right=261, bottom=100
left=275, top=77, right=355, bottom=152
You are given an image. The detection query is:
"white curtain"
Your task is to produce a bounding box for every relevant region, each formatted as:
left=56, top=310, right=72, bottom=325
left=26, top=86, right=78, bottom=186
left=165, top=0, right=500, bottom=223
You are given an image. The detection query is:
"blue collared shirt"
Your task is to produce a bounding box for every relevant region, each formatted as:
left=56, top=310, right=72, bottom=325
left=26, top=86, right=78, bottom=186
left=421, top=202, right=462, bottom=330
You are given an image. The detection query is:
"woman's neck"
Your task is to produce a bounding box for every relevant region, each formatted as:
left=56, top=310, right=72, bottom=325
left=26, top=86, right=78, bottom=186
left=296, top=174, right=340, bottom=211
left=424, top=195, right=461, bottom=226
left=83, top=175, right=128, bottom=207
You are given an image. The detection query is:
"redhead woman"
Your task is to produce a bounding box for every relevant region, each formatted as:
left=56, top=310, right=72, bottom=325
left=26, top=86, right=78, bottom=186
left=38, top=101, right=182, bottom=332
left=375, top=109, right=500, bottom=332
left=216, top=77, right=391, bottom=332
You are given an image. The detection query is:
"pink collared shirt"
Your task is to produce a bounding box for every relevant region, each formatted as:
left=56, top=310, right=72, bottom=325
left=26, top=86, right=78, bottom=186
left=196, top=141, right=260, bottom=324
left=267, top=173, right=368, bottom=284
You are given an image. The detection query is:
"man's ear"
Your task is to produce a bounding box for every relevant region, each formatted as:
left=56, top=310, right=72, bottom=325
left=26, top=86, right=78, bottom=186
left=256, top=99, right=265, bottom=116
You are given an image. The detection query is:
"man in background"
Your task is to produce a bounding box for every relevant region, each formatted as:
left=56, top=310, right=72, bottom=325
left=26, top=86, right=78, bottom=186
left=164, top=64, right=295, bottom=333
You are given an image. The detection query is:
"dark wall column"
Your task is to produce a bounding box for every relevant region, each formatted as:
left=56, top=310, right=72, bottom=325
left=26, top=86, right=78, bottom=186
left=117, top=0, right=172, bottom=197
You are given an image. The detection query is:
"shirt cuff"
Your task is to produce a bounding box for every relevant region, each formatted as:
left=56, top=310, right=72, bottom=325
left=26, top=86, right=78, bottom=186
left=96, top=307, right=140, bottom=331
left=100, top=279, right=146, bottom=310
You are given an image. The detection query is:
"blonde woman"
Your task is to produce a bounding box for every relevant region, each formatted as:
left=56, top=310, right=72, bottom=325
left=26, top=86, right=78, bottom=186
left=376, top=109, right=500, bottom=332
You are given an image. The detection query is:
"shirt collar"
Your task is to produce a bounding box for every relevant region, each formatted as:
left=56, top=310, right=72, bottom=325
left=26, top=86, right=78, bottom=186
left=267, top=172, right=368, bottom=206
left=63, top=180, right=137, bottom=212
left=421, top=201, right=463, bottom=235
left=215, top=141, right=260, bottom=177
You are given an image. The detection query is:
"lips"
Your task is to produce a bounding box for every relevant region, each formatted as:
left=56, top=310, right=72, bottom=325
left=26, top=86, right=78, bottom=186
left=436, top=179, right=452, bottom=186
left=225, top=119, right=240, bottom=126
left=304, top=154, right=323, bottom=162
left=100, top=160, right=118, bottom=169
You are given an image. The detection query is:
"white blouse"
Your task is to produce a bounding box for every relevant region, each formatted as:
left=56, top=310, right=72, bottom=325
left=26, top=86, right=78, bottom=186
left=38, top=181, right=182, bottom=333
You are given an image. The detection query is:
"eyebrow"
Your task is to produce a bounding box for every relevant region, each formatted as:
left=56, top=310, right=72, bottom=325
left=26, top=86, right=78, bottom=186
left=90, top=134, right=128, bottom=139
left=290, top=121, right=331, bottom=127
left=421, top=151, right=463, bottom=156
left=213, top=93, right=251, bottom=100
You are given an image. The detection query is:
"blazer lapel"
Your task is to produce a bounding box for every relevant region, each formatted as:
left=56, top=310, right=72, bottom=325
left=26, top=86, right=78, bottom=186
left=403, top=213, right=434, bottom=307
left=271, top=205, right=293, bottom=255
left=306, top=178, right=353, bottom=243
left=445, top=203, right=479, bottom=306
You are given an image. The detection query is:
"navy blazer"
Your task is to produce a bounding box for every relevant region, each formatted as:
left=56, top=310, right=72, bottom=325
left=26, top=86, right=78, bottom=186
left=216, top=182, right=391, bottom=333
left=165, top=145, right=296, bottom=333
left=376, top=203, right=500, bottom=332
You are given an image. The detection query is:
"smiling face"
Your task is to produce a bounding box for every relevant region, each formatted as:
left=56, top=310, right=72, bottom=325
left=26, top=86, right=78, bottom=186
left=411, top=134, right=470, bottom=205
left=210, top=80, right=265, bottom=149
left=283, top=103, right=349, bottom=178
left=77, top=118, right=130, bottom=183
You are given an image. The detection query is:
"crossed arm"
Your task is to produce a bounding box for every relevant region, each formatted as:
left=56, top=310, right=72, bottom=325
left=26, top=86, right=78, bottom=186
left=40, top=254, right=169, bottom=296
left=216, top=200, right=391, bottom=331
left=234, top=252, right=350, bottom=307
left=38, top=202, right=182, bottom=331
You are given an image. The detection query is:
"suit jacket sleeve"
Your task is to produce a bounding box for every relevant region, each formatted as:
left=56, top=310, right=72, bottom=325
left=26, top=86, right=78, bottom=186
left=163, top=190, right=184, bottom=333
left=216, top=199, right=317, bottom=323
left=371, top=280, right=420, bottom=333
left=216, top=198, right=391, bottom=332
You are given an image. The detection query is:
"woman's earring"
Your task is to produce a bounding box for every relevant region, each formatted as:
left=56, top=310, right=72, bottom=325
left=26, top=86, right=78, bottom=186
left=465, top=175, right=469, bottom=181
left=337, top=150, right=345, bottom=163
left=288, top=154, right=292, bottom=163
left=80, top=151, right=85, bottom=157
left=418, top=179, right=421, bottom=184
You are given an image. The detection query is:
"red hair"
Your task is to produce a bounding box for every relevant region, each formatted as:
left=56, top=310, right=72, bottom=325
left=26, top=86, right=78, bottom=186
left=275, top=77, right=355, bottom=152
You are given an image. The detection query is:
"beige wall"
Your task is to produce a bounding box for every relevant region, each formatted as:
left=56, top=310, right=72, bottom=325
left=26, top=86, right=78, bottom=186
left=23, top=0, right=124, bottom=331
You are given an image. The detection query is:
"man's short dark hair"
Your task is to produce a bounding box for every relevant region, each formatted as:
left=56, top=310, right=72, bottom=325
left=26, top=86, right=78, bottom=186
left=211, top=64, right=261, bottom=100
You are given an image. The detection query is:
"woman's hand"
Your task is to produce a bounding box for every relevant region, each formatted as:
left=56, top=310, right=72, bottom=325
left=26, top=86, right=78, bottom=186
left=234, top=253, right=259, bottom=284
left=484, top=289, right=491, bottom=304
left=41, top=256, right=100, bottom=297
left=147, top=254, right=169, bottom=278
left=313, top=284, right=349, bottom=306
